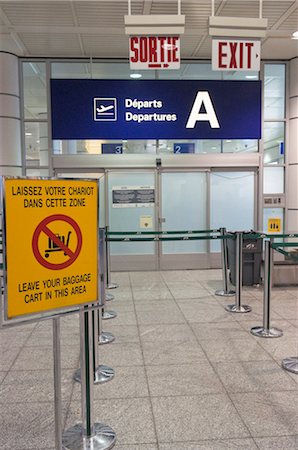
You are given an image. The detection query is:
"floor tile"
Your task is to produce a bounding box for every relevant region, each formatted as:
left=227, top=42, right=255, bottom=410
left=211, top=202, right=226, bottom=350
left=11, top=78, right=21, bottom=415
left=178, top=302, right=232, bottom=323
left=114, top=445, right=158, bottom=450
left=105, top=324, right=140, bottom=344
left=98, top=342, right=143, bottom=367
left=159, top=438, right=258, bottom=449
left=190, top=321, right=247, bottom=340
left=215, top=360, right=298, bottom=393
left=161, top=271, right=195, bottom=282
left=167, top=283, right=209, bottom=299
left=11, top=346, right=80, bottom=370
left=231, top=391, right=298, bottom=437
left=0, top=346, right=22, bottom=370
left=0, top=329, right=33, bottom=347
left=133, top=290, right=173, bottom=301
left=0, top=369, right=74, bottom=403
left=136, top=309, right=186, bottom=325
left=152, top=394, right=249, bottom=442
left=143, top=339, right=207, bottom=365
left=139, top=323, right=194, bottom=343
left=72, top=366, right=149, bottom=400
left=257, top=337, right=298, bottom=362
left=0, top=371, right=7, bottom=384
left=104, top=310, right=137, bottom=326
left=67, top=398, right=157, bottom=445
left=0, top=402, right=57, bottom=449
left=147, top=362, right=224, bottom=397
left=254, top=435, right=298, bottom=450
left=200, top=337, right=272, bottom=362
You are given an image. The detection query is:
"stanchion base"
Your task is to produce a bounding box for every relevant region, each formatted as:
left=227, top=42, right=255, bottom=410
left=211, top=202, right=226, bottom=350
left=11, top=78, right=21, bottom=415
left=73, top=365, right=115, bottom=384
left=63, top=423, right=116, bottom=450
left=282, top=357, right=298, bottom=374
left=225, top=304, right=252, bottom=313
left=107, top=283, right=118, bottom=290
left=215, top=289, right=235, bottom=297
left=251, top=326, right=283, bottom=338
left=99, top=331, right=115, bottom=345
left=102, top=310, right=117, bottom=320
left=106, top=293, right=114, bottom=302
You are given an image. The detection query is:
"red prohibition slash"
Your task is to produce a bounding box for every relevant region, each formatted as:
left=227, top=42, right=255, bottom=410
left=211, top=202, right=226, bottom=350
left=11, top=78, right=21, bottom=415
left=32, top=214, right=82, bottom=270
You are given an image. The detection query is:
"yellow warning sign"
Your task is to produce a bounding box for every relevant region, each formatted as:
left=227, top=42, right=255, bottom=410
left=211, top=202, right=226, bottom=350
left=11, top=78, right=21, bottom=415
left=268, top=218, right=281, bottom=233
left=3, top=178, right=98, bottom=319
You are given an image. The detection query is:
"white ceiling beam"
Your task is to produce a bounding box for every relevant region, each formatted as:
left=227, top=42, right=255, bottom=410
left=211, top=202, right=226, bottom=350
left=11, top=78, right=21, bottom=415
left=70, top=1, right=85, bottom=56
left=142, top=0, right=153, bottom=15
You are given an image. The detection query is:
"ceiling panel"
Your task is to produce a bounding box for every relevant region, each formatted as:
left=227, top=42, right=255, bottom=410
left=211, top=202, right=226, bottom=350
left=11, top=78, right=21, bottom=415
left=183, top=1, right=211, bottom=28
left=0, top=0, right=297, bottom=59
left=74, top=1, right=143, bottom=27
left=0, top=1, right=75, bottom=26
left=81, top=34, right=129, bottom=58
left=19, top=33, right=82, bottom=56
left=277, top=7, right=298, bottom=29
left=263, top=1, right=296, bottom=28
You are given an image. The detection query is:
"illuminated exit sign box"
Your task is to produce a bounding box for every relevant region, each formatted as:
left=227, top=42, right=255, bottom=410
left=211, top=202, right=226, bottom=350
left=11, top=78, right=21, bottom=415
left=129, top=36, right=180, bottom=70
left=212, top=39, right=261, bottom=71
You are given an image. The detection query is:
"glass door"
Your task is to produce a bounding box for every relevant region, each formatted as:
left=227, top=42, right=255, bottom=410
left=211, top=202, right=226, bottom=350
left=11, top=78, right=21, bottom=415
left=107, top=170, right=157, bottom=271
left=159, top=171, right=209, bottom=269
left=210, top=170, right=256, bottom=266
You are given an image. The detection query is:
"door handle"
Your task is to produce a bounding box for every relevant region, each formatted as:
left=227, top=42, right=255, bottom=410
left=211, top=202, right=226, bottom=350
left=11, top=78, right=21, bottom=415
left=159, top=218, right=166, bottom=224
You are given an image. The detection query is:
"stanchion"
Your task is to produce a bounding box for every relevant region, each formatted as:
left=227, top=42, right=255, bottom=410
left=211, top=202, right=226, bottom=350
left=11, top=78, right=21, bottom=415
left=101, top=227, right=118, bottom=321
left=53, top=317, right=62, bottom=450
left=98, top=307, right=115, bottom=345
left=106, top=293, right=114, bottom=302
left=251, top=240, right=283, bottom=338
left=225, top=232, right=251, bottom=313
left=215, top=227, right=235, bottom=297
left=105, top=226, right=119, bottom=290
left=63, top=306, right=116, bottom=449
left=282, top=357, right=298, bottom=374
left=73, top=306, right=115, bottom=384
left=102, top=308, right=117, bottom=320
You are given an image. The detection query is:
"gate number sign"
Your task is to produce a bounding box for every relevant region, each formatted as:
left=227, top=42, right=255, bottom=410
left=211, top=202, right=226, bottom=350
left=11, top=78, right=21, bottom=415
left=3, top=178, right=98, bottom=320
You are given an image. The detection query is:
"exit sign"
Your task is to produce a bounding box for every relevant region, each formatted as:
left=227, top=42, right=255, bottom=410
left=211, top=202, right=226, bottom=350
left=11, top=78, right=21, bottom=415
left=129, top=36, right=180, bottom=70
left=212, top=39, right=260, bottom=71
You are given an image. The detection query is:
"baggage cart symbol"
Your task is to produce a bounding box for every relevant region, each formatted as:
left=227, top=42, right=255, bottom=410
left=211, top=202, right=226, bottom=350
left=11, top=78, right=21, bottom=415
left=45, top=231, right=71, bottom=258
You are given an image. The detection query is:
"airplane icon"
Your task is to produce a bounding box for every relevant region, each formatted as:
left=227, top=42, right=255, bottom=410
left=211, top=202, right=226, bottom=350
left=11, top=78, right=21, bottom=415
left=96, top=105, right=114, bottom=114
left=94, top=97, right=117, bottom=121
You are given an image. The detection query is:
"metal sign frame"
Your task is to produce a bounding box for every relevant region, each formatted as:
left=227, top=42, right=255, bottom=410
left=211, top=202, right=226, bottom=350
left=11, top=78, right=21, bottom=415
left=0, top=176, right=100, bottom=328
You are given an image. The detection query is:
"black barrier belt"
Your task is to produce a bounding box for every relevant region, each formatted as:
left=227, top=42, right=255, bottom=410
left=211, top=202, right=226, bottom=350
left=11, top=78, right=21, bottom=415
left=107, top=233, right=235, bottom=242
left=272, top=242, right=298, bottom=261
left=107, top=229, right=219, bottom=236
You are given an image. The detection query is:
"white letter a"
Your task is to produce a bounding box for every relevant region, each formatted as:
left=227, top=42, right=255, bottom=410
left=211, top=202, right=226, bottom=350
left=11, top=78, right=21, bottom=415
left=186, top=91, right=220, bottom=129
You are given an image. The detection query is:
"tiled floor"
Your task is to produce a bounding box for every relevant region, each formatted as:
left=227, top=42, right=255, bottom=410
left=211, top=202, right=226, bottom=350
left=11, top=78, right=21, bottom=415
left=0, top=269, right=297, bottom=450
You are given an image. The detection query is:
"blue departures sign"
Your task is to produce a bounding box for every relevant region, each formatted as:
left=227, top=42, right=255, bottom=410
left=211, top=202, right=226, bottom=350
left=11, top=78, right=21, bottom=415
left=51, top=79, right=261, bottom=140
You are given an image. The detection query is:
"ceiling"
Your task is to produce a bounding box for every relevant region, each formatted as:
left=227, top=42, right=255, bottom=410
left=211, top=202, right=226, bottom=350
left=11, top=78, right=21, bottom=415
left=0, top=0, right=297, bottom=60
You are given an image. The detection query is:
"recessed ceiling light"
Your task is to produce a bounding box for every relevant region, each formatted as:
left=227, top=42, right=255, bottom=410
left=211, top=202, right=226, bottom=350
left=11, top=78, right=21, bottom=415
left=225, top=140, right=232, bottom=143
left=130, top=73, right=142, bottom=79
left=292, top=31, right=298, bottom=39
left=245, top=75, right=258, bottom=79
left=25, top=132, right=32, bottom=136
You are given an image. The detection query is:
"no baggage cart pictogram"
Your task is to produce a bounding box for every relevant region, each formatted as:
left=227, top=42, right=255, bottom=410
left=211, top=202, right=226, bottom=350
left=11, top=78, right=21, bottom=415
left=32, top=214, right=82, bottom=270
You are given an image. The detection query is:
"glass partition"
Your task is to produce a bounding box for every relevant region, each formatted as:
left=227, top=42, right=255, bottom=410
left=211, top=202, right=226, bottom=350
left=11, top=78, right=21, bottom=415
left=108, top=171, right=156, bottom=256
left=161, top=172, right=207, bottom=254
left=210, top=171, right=255, bottom=251
left=264, top=64, right=285, bottom=120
